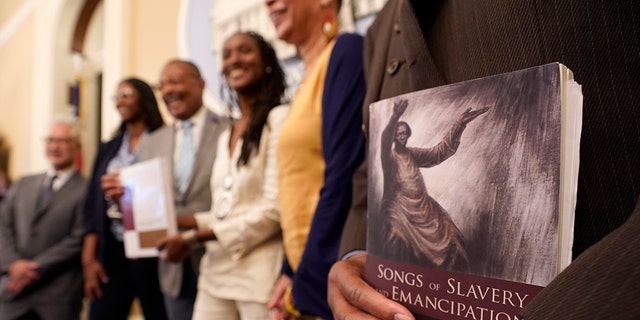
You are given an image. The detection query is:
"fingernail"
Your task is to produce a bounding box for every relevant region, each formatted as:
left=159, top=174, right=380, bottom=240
left=394, top=314, right=412, bottom=320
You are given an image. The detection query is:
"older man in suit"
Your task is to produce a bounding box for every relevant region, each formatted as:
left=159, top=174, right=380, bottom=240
left=103, top=59, right=225, bottom=320
left=0, top=119, right=87, bottom=320
left=328, top=0, right=640, bottom=319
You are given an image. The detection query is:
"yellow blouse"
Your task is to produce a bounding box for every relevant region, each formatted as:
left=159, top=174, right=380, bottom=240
left=277, top=39, right=336, bottom=271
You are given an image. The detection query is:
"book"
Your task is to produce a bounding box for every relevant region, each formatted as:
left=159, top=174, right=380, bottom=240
left=118, top=157, right=178, bottom=258
left=365, top=63, right=582, bottom=320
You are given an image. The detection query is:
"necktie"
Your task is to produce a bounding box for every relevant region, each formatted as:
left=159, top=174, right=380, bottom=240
left=36, top=174, right=57, bottom=211
left=176, top=120, right=194, bottom=193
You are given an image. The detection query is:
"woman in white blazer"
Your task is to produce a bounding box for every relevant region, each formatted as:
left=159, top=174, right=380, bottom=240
left=157, top=31, right=287, bottom=320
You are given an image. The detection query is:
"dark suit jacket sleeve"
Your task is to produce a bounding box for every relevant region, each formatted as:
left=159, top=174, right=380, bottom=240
left=291, top=33, right=366, bottom=318
left=0, top=178, right=25, bottom=272
left=521, top=196, right=640, bottom=319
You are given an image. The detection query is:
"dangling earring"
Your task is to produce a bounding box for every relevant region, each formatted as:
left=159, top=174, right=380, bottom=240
left=323, top=21, right=333, bottom=35
left=322, top=10, right=337, bottom=40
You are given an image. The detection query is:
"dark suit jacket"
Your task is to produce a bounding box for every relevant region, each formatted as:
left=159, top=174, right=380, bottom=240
left=0, top=171, right=86, bottom=319
left=138, top=108, right=225, bottom=297
left=340, top=0, right=640, bottom=318
left=521, top=196, right=640, bottom=319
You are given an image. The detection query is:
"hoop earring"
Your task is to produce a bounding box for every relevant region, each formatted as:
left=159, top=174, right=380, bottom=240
left=265, top=66, right=272, bottom=74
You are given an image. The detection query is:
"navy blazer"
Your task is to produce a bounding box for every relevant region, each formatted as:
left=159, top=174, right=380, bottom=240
left=83, top=134, right=125, bottom=262
left=288, top=33, right=366, bottom=319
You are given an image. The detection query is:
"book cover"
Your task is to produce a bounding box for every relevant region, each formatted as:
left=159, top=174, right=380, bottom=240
left=119, top=157, right=178, bottom=258
left=366, top=63, right=582, bottom=319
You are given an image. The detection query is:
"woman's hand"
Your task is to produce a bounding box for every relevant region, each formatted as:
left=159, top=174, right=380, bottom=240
left=83, top=259, right=108, bottom=300
left=100, top=172, right=124, bottom=204
left=268, top=274, right=293, bottom=320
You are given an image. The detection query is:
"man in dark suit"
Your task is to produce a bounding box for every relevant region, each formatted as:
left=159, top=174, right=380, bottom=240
left=328, top=0, right=640, bottom=319
left=105, top=59, right=224, bottom=320
left=0, top=119, right=87, bottom=320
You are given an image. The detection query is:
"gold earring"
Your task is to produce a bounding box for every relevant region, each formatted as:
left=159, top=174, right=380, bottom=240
left=323, top=21, right=333, bottom=35
left=323, top=20, right=337, bottom=39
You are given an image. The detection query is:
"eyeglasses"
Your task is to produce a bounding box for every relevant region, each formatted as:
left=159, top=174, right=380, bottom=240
left=112, top=88, right=136, bottom=101
left=155, top=74, right=201, bottom=91
left=44, top=137, right=74, bottom=145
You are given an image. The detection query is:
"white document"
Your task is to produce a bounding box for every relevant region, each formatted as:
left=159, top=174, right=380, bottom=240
left=119, top=158, right=177, bottom=258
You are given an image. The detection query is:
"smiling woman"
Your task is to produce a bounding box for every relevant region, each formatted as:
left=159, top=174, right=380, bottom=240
left=81, top=77, right=167, bottom=320
left=222, top=33, right=267, bottom=96
left=262, top=0, right=367, bottom=319
left=154, top=31, right=288, bottom=320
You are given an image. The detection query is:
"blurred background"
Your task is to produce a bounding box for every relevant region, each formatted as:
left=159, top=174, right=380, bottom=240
left=0, top=0, right=385, bottom=184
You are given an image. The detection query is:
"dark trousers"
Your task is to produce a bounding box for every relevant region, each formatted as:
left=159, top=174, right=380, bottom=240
left=0, top=301, right=81, bottom=320
left=89, top=237, right=167, bottom=320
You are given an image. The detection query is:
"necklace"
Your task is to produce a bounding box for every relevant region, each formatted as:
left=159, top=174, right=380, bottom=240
left=213, top=158, right=234, bottom=220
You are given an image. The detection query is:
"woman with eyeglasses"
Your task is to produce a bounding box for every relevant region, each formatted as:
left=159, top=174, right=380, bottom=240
left=81, top=78, right=168, bottom=320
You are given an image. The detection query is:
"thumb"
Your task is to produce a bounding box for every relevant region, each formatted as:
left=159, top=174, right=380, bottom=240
left=99, top=269, right=109, bottom=284
left=156, top=238, right=168, bottom=251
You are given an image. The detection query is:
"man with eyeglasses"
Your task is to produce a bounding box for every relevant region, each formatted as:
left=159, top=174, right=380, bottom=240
left=0, top=117, right=87, bottom=320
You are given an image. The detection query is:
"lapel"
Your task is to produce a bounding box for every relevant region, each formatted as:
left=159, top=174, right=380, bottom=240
left=26, top=174, right=47, bottom=225
left=182, top=109, right=223, bottom=196
left=363, top=0, right=446, bottom=134
left=148, top=126, right=178, bottom=195
left=158, top=125, right=183, bottom=200
left=163, top=125, right=177, bottom=180
left=30, top=171, right=80, bottom=226
left=400, top=0, right=446, bottom=88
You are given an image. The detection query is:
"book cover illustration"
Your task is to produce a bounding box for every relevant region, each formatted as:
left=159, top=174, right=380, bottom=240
left=119, top=157, right=178, bottom=258
left=366, top=63, right=581, bottom=320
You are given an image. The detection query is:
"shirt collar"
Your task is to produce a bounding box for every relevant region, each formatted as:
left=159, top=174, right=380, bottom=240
left=46, top=167, right=76, bottom=188
left=175, top=105, right=207, bottom=130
